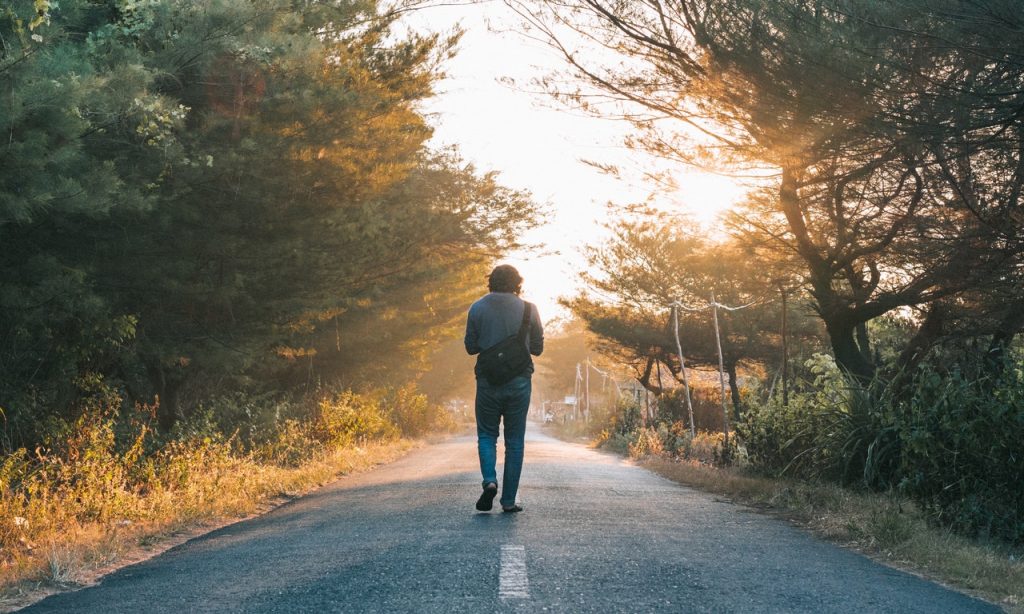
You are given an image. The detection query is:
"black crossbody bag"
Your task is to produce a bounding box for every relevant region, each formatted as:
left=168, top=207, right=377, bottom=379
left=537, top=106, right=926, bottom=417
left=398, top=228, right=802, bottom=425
left=477, top=301, right=533, bottom=386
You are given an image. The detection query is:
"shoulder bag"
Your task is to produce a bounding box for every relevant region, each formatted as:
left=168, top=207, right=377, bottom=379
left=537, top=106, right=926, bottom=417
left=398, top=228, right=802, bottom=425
left=477, top=302, right=533, bottom=385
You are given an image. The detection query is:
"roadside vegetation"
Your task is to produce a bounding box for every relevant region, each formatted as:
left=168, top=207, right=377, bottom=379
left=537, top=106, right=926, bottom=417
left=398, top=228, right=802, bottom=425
left=0, top=378, right=454, bottom=597
left=523, top=1, right=1024, bottom=608
left=0, top=0, right=529, bottom=600
left=542, top=353, right=1024, bottom=611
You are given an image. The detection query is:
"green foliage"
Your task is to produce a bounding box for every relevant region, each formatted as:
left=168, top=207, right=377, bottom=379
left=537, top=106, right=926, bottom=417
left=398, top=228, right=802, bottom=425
left=613, top=396, right=643, bottom=435
left=594, top=396, right=642, bottom=453
left=1, top=0, right=538, bottom=449
left=1, top=0, right=156, bottom=446
left=898, top=365, right=1024, bottom=544
left=737, top=352, right=1024, bottom=545
left=625, top=427, right=663, bottom=459
left=738, top=354, right=900, bottom=487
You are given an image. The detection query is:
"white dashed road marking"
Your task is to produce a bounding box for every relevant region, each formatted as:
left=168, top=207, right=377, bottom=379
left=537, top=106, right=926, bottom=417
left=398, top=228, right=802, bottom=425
left=499, top=545, right=529, bottom=599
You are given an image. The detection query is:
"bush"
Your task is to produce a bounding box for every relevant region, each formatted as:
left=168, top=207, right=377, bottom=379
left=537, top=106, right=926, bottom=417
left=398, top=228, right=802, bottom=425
left=253, top=419, right=321, bottom=467
left=738, top=352, right=1024, bottom=545
left=199, top=392, right=302, bottom=451
left=655, top=386, right=726, bottom=433
left=614, top=396, right=643, bottom=435
left=0, top=376, right=454, bottom=584
left=687, top=431, right=731, bottom=465
left=738, top=354, right=845, bottom=476
left=737, top=354, right=899, bottom=486
left=384, top=385, right=455, bottom=438
left=311, top=391, right=399, bottom=447
left=597, top=391, right=738, bottom=466
left=654, top=420, right=691, bottom=457
left=626, top=427, right=664, bottom=458
left=897, top=366, right=1024, bottom=544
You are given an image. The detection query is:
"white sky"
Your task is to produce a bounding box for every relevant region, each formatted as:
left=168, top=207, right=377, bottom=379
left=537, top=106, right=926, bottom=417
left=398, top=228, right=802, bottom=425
left=401, top=2, right=749, bottom=320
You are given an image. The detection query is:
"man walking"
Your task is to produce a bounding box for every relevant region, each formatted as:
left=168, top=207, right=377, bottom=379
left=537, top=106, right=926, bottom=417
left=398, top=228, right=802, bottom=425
left=464, top=264, right=544, bottom=513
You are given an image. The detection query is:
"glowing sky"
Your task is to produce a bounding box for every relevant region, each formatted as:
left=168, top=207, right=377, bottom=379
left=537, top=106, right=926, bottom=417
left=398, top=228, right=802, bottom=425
left=402, top=3, right=748, bottom=320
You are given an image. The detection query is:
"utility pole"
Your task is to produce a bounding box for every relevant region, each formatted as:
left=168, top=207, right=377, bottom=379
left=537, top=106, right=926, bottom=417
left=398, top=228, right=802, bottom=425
left=585, top=357, right=591, bottom=423
left=711, top=291, right=731, bottom=451
left=573, top=362, right=584, bottom=421
left=672, top=303, right=697, bottom=438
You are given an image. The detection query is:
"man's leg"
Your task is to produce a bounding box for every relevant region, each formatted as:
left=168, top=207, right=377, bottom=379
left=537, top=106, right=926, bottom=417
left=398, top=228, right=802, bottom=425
left=475, top=379, right=501, bottom=489
left=499, top=376, right=531, bottom=509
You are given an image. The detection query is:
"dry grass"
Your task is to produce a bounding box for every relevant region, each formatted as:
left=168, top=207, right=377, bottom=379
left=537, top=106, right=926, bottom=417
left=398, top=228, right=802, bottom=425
left=0, top=382, right=459, bottom=609
left=0, top=437, right=416, bottom=608
left=641, top=457, right=1024, bottom=612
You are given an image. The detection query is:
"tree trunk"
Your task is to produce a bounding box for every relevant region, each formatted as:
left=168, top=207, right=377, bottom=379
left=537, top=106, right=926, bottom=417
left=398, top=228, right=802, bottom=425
left=855, top=321, right=872, bottom=363
left=895, top=302, right=946, bottom=375
left=726, top=361, right=742, bottom=421
left=780, top=286, right=789, bottom=406
left=638, top=355, right=666, bottom=395
left=781, top=165, right=876, bottom=382
left=984, top=307, right=1024, bottom=380
left=826, top=319, right=876, bottom=381
left=147, top=362, right=180, bottom=434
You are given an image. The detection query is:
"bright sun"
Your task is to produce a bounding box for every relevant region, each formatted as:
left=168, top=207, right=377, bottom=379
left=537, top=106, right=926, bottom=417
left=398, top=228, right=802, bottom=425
left=402, top=4, right=750, bottom=319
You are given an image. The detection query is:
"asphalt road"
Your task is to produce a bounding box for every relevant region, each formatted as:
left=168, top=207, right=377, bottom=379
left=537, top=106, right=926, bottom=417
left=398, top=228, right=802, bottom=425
left=25, top=424, right=998, bottom=613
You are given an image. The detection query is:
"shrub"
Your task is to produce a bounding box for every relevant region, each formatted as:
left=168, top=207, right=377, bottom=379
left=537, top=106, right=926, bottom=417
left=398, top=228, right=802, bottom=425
left=597, top=397, right=644, bottom=454
left=897, top=366, right=1024, bottom=544
left=739, top=352, right=1024, bottom=544
left=311, top=391, right=399, bottom=447
left=254, top=419, right=321, bottom=467
left=626, top=427, right=663, bottom=459
left=654, top=420, right=691, bottom=457
left=688, top=431, right=730, bottom=465
left=737, top=354, right=899, bottom=486
left=384, top=385, right=456, bottom=438
left=655, top=386, right=725, bottom=433
left=200, top=392, right=303, bottom=451
left=598, top=394, right=740, bottom=466
left=0, top=372, right=454, bottom=586
left=612, top=396, right=643, bottom=435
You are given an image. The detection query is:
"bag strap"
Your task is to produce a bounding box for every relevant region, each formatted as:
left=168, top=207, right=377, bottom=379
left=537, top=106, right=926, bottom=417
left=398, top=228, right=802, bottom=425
left=516, top=301, right=533, bottom=341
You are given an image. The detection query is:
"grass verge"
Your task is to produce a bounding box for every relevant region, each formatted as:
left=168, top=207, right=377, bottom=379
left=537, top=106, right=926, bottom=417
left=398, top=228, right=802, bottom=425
left=0, top=439, right=417, bottom=611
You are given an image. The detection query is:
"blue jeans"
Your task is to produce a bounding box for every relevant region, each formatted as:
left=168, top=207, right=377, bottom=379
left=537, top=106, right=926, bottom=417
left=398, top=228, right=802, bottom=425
left=475, top=375, right=531, bottom=508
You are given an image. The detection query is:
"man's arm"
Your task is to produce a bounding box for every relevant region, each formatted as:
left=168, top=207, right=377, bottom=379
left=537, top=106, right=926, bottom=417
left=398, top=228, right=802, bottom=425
left=529, top=303, right=544, bottom=356
left=464, top=305, right=481, bottom=355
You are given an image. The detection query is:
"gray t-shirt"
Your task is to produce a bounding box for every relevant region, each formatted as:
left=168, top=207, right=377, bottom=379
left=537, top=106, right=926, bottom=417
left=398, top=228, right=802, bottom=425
left=464, top=292, right=544, bottom=378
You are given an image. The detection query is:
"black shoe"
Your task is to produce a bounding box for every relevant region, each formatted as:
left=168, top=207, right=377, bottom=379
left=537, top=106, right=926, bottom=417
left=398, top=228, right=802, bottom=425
left=476, top=483, right=498, bottom=511
left=501, top=504, right=524, bottom=513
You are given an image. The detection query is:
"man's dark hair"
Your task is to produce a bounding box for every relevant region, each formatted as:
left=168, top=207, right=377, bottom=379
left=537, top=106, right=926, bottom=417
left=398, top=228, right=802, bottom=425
left=488, top=264, right=523, bottom=294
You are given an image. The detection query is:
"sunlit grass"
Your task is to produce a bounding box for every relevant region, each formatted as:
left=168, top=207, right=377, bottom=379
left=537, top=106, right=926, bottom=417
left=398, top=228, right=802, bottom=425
left=0, top=437, right=415, bottom=600
left=0, top=383, right=459, bottom=608
left=0, top=438, right=416, bottom=607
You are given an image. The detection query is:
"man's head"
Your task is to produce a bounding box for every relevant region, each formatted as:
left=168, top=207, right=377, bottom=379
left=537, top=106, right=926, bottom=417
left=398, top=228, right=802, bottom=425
left=488, top=264, right=523, bottom=295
